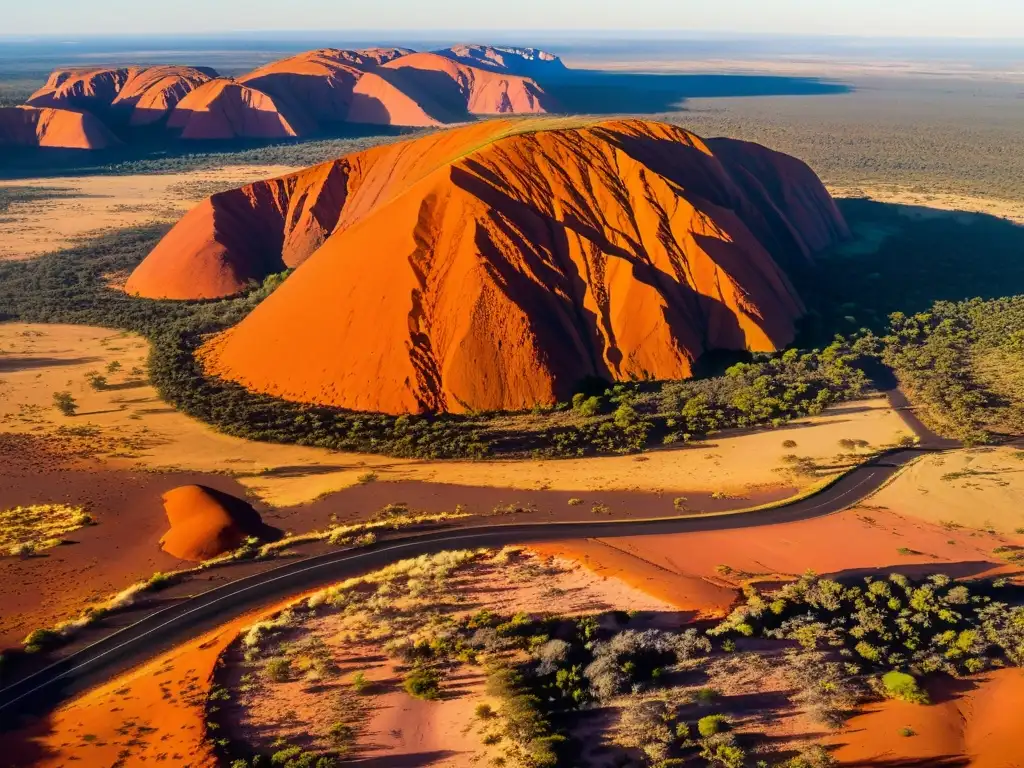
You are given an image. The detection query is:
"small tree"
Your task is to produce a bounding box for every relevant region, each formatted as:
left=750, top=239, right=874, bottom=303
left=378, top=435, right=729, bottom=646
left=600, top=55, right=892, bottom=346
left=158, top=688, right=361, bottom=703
left=52, top=391, right=77, bottom=416
left=106, top=361, right=122, bottom=375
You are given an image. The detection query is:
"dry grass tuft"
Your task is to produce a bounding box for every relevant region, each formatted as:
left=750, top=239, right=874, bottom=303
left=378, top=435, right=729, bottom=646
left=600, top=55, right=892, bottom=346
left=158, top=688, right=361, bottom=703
left=0, top=503, right=93, bottom=556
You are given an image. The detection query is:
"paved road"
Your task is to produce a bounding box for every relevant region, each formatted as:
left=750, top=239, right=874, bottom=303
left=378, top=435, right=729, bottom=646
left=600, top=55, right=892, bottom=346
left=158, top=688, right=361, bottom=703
left=0, top=448, right=926, bottom=724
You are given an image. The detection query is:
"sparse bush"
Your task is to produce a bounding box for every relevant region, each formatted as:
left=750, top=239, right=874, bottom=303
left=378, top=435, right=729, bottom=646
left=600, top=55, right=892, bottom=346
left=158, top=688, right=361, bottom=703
left=697, top=714, right=729, bottom=738
left=403, top=666, right=441, bottom=700
left=265, top=657, right=292, bottom=683
left=52, top=391, right=77, bottom=416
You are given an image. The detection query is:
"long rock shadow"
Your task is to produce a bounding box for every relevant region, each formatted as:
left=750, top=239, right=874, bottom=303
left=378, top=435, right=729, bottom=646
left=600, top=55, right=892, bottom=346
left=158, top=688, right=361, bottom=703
left=0, top=356, right=101, bottom=372
left=348, top=750, right=461, bottom=767
left=824, top=560, right=1001, bottom=582
left=543, top=71, right=851, bottom=114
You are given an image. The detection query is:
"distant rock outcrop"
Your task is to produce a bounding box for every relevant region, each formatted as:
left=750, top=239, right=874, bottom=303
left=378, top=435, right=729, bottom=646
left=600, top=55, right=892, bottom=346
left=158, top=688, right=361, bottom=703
left=380, top=52, right=556, bottom=116
left=435, top=44, right=567, bottom=76
left=158, top=485, right=280, bottom=561
left=0, top=105, right=121, bottom=149
left=8, top=44, right=563, bottom=149
left=167, top=79, right=312, bottom=140
left=128, top=119, right=849, bottom=415
left=238, top=50, right=365, bottom=123
left=27, top=67, right=135, bottom=112
left=111, top=66, right=219, bottom=126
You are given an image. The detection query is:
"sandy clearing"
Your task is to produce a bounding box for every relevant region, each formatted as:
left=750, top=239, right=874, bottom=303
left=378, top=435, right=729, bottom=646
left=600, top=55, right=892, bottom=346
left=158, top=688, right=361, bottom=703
left=537, top=505, right=1023, bottom=618
left=827, top=669, right=1024, bottom=767
left=0, top=322, right=913, bottom=507
left=224, top=550, right=682, bottom=765
left=0, top=612, right=246, bottom=767
left=830, top=183, right=1024, bottom=225
left=870, top=447, right=1024, bottom=534
left=0, top=165, right=298, bottom=261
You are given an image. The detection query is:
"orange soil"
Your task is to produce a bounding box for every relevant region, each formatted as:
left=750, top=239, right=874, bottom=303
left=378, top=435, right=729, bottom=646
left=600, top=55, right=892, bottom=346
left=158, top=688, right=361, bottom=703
left=159, top=484, right=280, bottom=561
left=227, top=551, right=681, bottom=762
left=537, top=505, right=1024, bottom=618
left=167, top=78, right=311, bottom=140
left=381, top=51, right=555, bottom=116
left=0, top=595, right=312, bottom=768
left=828, top=669, right=1024, bottom=767
left=149, top=118, right=848, bottom=413
left=0, top=106, right=120, bottom=149
left=111, top=65, right=218, bottom=126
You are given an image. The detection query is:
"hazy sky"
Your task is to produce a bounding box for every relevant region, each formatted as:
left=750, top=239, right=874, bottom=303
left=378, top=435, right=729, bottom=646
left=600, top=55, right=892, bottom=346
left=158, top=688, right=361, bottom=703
left=7, top=0, right=1024, bottom=37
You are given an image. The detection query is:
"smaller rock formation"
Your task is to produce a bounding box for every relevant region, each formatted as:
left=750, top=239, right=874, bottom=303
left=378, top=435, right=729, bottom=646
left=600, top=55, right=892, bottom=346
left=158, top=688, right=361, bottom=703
left=0, top=106, right=121, bottom=149
left=27, top=67, right=135, bottom=112
left=158, top=485, right=280, bottom=561
left=111, top=66, right=219, bottom=126
left=435, top=44, right=567, bottom=76
left=167, top=79, right=311, bottom=140
left=381, top=52, right=556, bottom=116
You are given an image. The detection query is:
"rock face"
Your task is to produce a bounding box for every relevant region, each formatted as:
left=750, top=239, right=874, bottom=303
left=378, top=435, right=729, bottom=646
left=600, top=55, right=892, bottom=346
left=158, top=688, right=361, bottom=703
left=435, top=45, right=567, bottom=76
left=158, top=485, right=280, bottom=561
left=27, top=67, right=135, bottom=112
left=130, top=119, right=848, bottom=414
left=167, top=79, right=311, bottom=139
left=0, top=106, right=121, bottom=149
left=111, top=66, right=218, bottom=126
left=239, top=50, right=366, bottom=123
left=14, top=45, right=559, bottom=147
left=380, top=52, right=555, bottom=116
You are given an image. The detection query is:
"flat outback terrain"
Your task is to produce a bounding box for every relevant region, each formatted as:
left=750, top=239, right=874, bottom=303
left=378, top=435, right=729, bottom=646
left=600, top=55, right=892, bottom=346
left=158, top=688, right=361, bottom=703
left=2, top=29, right=1024, bottom=768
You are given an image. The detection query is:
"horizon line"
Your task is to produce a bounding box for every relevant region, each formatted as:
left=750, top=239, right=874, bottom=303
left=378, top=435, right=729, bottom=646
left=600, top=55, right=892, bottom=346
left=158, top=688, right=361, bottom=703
left=2, top=30, right=1024, bottom=43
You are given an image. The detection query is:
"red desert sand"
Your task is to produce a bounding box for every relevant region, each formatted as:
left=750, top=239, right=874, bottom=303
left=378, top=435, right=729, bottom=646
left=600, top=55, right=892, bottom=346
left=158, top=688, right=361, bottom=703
left=159, top=484, right=280, bottom=561
left=128, top=118, right=847, bottom=413
left=0, top=105, right=121, bottom=149
left=0, top=596, right=314, bottom=768
left=533, top=505, right=1024, bottom=617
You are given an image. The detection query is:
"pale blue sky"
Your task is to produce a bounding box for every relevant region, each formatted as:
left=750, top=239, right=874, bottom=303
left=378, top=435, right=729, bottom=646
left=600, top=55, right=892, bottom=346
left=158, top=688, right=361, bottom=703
left=5, top=0, right=1023, bottom=37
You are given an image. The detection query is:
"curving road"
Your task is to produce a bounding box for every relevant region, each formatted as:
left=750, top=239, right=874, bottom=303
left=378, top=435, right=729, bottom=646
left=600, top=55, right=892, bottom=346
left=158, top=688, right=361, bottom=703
left=0, top=447, right=930, bottom=724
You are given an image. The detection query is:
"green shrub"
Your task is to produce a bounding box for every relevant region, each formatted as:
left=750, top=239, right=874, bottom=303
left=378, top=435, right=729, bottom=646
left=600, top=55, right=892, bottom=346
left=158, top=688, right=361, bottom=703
left=881, top=671, right=929, bottom=704
left=52, top=391, right=77, bottom=416
left=403, top=666, right=441, bottom=700
left=697, top=714, right=729, bottom=738
left=265, top=657, right=292, bottom=683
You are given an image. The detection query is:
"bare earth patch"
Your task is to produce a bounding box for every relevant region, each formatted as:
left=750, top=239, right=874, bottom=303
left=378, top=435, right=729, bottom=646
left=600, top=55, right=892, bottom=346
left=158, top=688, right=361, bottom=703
left=0, top=166, right=298, bottom=261
left=831, top=183, right=1024, bottom=225
left=869, top=446, right=1024, bottom=534
left=0, top=321, right=914, bottom=507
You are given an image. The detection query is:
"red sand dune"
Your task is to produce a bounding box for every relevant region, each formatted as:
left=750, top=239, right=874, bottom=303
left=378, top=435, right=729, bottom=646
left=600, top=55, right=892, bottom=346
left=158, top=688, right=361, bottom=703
left=381, top=52, right=555, bottom=115
left=436, top=44, right=567, bottom=76
left=0, top=105, right=120, bottom=149
left=27, top=67, right=135, bottom=112
left=111, top=65, right=218, bottom=126
left=158, top=484, right=279, bottom=561
left=167, top=78, right=311, bottom=140
left=827, top=669, right=1024, bottom=767
left=129, top=118, right=847, bottom=414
